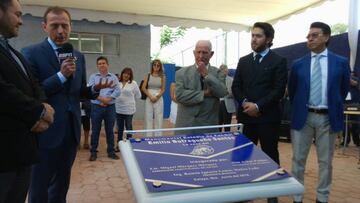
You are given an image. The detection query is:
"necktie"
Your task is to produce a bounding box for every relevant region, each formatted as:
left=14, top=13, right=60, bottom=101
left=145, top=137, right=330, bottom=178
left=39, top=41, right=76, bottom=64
left=309, top=55, right=322, bottom=106
left=254, top=54, right=262, bottom=64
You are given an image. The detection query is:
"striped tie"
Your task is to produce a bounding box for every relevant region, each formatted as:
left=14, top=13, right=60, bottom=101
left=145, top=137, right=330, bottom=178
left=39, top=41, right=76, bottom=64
left=309, top=55, right=322, bottom=106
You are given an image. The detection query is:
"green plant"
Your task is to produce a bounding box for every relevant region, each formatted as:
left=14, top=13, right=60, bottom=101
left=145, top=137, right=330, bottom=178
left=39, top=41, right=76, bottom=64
left=331, top=23, right=348, bottom=35
left=152, top=25, right=186, bottom=60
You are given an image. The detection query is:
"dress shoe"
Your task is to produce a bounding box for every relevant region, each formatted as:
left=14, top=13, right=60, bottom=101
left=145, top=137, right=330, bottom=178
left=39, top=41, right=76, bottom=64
left=293, top=201, right=302, bottom=203
left=267, top=197, right=278, bottom=203
left=108, top=153, right=120, bottom=160
left=316, top=199, right=327, bottom=203
left=89, top=153, right=97, bottom=161
left=114, top=146, right=120, bottom=152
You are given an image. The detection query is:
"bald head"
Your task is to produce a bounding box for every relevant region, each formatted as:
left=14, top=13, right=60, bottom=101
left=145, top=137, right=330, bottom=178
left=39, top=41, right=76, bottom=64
left=195, top=40, right=212, bottom=52
left=193, top=40, right=214, bottom=66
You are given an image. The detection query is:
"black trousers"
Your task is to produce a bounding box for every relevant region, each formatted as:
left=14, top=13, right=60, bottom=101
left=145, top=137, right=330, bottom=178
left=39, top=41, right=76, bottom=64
left=29, top=113, right=77, bottom=203
left=243, top=123, right=280, bottom=164
left=342, top=114, right=360, bottom=145
left=0, top=166, right=31, bottom=203
left=218, top=101, right=233, bottom=132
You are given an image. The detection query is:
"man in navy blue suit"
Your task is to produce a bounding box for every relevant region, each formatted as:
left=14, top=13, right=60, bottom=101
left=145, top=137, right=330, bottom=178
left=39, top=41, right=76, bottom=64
left=22, top=6, right=112, bottom=203
left=288, top=22, right=350, bottom=203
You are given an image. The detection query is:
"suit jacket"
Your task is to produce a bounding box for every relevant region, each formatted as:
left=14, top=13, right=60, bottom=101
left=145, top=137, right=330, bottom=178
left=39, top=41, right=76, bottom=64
left=288, top=51, right=350, bottom=132
left=0, top=45, right=45, bottom=172
left=175, top=64, right=227, bottom=134
left=232, top=50, right=287, bottom=124
left=22, top=39, right=96, bottom=149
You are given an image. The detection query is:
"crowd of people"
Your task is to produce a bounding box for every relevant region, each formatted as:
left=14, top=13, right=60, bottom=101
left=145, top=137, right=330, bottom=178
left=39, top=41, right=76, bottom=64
left=0, top=1, right=358, bottom=203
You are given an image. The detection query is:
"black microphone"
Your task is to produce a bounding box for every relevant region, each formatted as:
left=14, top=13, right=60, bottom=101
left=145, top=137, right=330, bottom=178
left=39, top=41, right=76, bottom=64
left=58, top=42, right=73, bottom=64
left=58, top=43, right=76, bottom=79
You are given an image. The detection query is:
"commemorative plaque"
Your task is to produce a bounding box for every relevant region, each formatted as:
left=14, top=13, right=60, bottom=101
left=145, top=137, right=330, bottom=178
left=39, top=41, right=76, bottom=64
left=130, top=132, right=289, bottom=192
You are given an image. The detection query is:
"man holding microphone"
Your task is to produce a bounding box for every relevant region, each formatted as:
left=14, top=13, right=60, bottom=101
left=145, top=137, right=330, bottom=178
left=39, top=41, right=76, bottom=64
left=22, top=6, right=112, bottom=203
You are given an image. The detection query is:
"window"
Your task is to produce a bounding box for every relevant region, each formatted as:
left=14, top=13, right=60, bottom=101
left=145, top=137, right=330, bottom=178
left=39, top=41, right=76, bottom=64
left=69, top=33, right=120, bottom=55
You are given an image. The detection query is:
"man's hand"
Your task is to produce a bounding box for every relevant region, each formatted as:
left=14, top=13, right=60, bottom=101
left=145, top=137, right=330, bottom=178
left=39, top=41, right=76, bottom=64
left=60, top=58, right=76, bottom=78
left=42, top=103, right=55, bottom=124
left=197, top=61, right=208, bottom=77
left=30, top=103, right=55, bottom=133
left=204, top=88, right=212, bottom=97
left=350, top=78, right=358, bottom=87
left=242, top=102, right=260, bottom=117
left=97, top=96, right=112, bottom=106
left=31, top=120, right=50, bottom=133
left=94, top=78, right=114, bottom=92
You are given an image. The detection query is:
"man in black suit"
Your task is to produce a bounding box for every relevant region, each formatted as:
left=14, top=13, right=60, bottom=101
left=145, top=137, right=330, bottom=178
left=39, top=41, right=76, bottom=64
left=232, top=22, right=287, bottom=203
left=342, top=71, right=360, bottom=146
left=0, top=0, right=54, bottom=202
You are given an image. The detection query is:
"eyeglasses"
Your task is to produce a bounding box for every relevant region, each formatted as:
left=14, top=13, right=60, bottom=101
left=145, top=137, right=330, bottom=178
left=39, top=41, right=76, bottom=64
left=306, top=32, right=323, bottom=39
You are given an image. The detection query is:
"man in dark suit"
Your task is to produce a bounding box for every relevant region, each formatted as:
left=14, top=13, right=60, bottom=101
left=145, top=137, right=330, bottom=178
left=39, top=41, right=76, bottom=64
left=0, top=0, right=54, bottom=202
left=288, top=22, right=350, bottom=203
left=342, top=71, right=360, bottom=146
left=21, top=6, right=111, bottom=203
left=232, top=22, right=287, bottom=203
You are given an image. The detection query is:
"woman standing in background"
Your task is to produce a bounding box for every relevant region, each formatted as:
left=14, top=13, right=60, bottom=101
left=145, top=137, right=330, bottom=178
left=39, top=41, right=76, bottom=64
left=142, top=59, right=166, bottom=136
left=115, top=67, right=141, bottom=151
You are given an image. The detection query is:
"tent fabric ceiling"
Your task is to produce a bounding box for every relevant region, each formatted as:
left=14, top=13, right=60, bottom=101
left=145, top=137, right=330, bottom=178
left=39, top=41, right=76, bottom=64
left=22, top=0, right=325, bottom=31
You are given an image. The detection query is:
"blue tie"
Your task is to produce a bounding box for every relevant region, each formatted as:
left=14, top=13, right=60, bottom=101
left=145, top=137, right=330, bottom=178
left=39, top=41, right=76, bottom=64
left=309, top=55, right=322, bottom=106
left=254, top=54, right=262, bottom=64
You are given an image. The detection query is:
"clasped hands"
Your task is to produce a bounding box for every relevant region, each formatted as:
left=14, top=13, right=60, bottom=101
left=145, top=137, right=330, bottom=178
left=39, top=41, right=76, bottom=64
left=198, top=61, right=212, bottom=97
left=97, top=96, right=113, bottom=107
left=31, top=103, right=55, bottom=133
left=242, top=102, right=260, bottom=117
left=149, top=94, right=161, bottom=103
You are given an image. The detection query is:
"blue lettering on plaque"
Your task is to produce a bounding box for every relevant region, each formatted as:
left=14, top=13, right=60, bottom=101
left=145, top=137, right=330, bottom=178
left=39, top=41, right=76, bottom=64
left=130, top=132, right=289, bottom=192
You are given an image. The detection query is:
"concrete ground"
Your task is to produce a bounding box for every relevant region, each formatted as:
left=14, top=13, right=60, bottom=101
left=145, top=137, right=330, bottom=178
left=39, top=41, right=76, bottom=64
left=68, top=120, right=360, bottom=203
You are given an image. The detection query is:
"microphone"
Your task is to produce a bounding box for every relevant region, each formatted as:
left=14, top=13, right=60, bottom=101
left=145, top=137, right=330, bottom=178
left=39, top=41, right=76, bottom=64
left=58, top=42, right=74, bottom=64
left=58, top=43, right=76, bottom=79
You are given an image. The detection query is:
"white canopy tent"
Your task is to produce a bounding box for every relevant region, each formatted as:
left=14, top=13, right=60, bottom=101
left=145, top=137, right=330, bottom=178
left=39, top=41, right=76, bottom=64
left=21, top=0, right=359, bottom=69
left=22, top=0, right=326, bottom=32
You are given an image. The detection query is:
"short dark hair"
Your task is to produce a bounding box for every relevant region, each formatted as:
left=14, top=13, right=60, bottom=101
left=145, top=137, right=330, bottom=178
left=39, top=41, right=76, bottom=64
left=253, top=22, right=275, bottom=47
left=0, top=0, right=13, bottom=11
left=120, top=67, right=134, bottom=83
left=96, top=56, right=108, bottom=64
left=43, top=6, right=72, bottom=23
left=310, top=22, right=331, bottom=46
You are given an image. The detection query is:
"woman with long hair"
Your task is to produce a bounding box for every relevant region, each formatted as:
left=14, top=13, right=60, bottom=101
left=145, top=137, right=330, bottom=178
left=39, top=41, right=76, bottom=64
left=141, top=59, right=166, bottom=136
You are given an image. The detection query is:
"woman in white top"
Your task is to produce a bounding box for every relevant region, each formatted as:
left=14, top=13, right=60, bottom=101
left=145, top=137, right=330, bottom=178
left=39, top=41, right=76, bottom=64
left=141, top=59, right=166, bottom=136
left=115, top=67, right=141, bottom=146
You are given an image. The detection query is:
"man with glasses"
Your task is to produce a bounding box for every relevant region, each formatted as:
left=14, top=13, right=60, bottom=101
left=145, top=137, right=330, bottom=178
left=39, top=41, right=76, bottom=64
left=288, top=22, right=350, bottom=203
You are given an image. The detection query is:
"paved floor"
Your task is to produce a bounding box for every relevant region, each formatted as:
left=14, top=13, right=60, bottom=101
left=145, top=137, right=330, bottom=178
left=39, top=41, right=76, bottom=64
left=68, top=120, right=360, bottom=203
